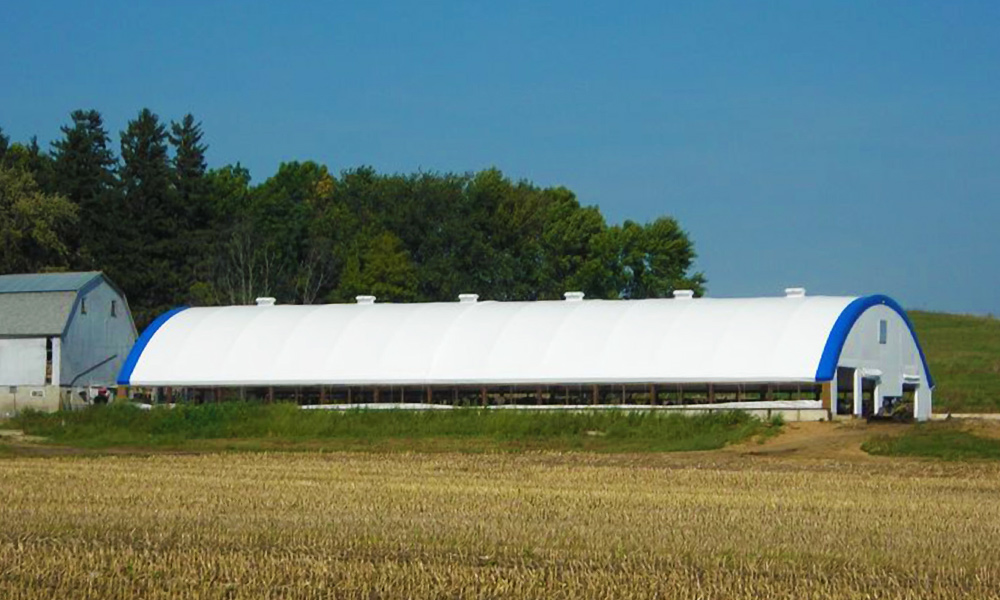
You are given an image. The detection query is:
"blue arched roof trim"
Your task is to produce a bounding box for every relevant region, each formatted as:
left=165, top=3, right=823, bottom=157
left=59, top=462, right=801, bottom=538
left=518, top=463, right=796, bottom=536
left=815, top=295, right=934, bottom=388
left=117, top=306, right=189, bottom=385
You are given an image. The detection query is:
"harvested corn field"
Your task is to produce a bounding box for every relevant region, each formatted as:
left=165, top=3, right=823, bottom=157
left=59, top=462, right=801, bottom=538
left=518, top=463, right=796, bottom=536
left=1, top=452, right=999, bottom=599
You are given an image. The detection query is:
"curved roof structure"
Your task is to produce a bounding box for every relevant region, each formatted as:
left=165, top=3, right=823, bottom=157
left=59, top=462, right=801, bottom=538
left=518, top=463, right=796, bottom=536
left=119, top=293, right=932, bottom=388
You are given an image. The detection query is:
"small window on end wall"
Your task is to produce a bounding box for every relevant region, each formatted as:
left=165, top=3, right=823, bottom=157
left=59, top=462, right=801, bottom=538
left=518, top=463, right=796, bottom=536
left=111, top=300, right=117, bottom=317
left=80, top=297, right=87, bottom=315
left=878, top=319, right=888, bottom=344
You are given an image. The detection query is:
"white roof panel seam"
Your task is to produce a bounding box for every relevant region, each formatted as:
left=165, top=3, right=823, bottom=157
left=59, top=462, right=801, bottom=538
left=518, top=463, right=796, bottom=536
left=596, top=300, right=645, bottom=372
left=321, top=304, right=377, bottom=377
left=223, top=308, right=279, bottom=380
left=484, top=302, right=535, bottom=374
left=427, top=302, right=479, bottom=379
left=536, top=300, right=580, bottom=369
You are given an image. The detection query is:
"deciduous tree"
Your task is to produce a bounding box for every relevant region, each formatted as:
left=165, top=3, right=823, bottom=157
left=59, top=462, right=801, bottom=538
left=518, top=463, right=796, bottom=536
left=335, top=231, right=418, bottom=302
left=613, top=217, right=705, bottom=299
left=0, top=164, right=78, bottom=273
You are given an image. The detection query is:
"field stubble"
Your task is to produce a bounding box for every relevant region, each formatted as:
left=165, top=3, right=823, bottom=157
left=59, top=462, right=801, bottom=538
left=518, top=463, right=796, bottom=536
left=1, top=451, right=999, bottom=599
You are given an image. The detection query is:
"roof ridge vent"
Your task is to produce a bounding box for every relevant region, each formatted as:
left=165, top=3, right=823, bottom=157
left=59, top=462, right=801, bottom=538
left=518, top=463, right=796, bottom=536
left=458, top=293, right=479, bottom=304
left=563, top=291, right=585, bottom=302
left=255, top=297, right=276, bottom=306
left=784, top=287, right=806, bottom=298
left=355, top=295, right=376, bottom=305
left=673, top=290, right=695, bottom=299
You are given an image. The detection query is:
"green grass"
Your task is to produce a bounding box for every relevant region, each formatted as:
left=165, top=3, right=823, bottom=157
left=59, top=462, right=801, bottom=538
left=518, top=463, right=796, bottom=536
left=863, top=422, right=1000, bottom=460
left=909, top=311, right=1000, bottom=413
left=6, top=402, right=780, bottom=453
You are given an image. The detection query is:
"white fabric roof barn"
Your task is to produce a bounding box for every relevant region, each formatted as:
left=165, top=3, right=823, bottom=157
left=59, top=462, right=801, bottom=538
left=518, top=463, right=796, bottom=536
left=118, top=289, right=933, bottom=401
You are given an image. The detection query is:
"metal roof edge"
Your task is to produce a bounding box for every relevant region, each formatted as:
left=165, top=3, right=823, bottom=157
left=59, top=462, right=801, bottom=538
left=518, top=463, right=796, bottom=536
left=0, top=271, right=102, bottom=294
left=117, top=306, right=189, bottom=385
left=814, top=294, right=934, bottom=388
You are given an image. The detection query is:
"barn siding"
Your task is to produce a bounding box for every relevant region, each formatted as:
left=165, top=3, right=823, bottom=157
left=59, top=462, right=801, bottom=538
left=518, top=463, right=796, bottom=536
left=60, top=281, right=137, bottom=387
left=0, top=338, right=47, bottom=385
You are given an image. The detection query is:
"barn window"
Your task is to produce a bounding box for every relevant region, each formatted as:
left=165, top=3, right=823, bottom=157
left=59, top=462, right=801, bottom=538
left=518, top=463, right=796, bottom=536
left=80, top=297, right=87, bottom=315
left=878, top=319, right=888, bottom=345
left=111, top=300, right=117, bottom=317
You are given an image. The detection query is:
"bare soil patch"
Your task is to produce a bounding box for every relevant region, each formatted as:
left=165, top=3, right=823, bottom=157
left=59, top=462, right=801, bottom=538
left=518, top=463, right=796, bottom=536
left=725, top=420, right=904, bottom=461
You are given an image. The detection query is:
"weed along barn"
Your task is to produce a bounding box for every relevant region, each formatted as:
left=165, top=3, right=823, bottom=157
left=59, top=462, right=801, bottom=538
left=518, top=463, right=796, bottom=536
left=118, top=288, right=934, bottom=421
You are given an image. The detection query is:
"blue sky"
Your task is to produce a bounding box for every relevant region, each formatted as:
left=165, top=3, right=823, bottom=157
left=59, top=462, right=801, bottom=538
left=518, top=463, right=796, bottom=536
left=3, top=1, right=998, bottom=314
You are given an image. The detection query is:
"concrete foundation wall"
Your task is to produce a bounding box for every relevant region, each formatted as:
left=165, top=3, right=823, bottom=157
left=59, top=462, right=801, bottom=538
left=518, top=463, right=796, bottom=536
left=0, top=385, right=90, bottom=417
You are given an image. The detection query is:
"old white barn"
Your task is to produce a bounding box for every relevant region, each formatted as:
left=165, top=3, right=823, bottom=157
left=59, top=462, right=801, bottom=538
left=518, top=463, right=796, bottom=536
left=0, top=272, right=137, bottom=415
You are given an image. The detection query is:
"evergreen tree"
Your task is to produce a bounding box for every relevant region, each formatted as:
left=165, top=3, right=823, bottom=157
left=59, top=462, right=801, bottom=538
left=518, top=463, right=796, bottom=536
left=0, top=126, right=8, bottom=166
left=169, top=114, right=212, bottom=300
left=119, top=108, right=180, bottom=324
left=169, top=114, right=207, bottom=210
left=50, top=109, right=119, bottom=267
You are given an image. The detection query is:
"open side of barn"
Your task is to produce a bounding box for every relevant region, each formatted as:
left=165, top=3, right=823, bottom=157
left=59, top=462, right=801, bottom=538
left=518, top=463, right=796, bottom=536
left=117, top=289, right=933, bottom=421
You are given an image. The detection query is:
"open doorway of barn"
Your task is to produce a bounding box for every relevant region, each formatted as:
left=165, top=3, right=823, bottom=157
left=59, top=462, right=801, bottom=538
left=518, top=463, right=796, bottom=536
left=835, top=367, right=855, bottom=416
left=834, top=367, right=881, bottom=418
left=894, top=382, right=919, bottom=419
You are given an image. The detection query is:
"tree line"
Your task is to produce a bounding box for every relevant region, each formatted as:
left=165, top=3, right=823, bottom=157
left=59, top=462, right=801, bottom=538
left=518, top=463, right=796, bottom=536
left=0, top=109, right=705, bottom=327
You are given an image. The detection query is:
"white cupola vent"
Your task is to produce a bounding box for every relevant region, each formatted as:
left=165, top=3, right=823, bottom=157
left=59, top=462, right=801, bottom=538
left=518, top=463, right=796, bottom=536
left=563, top=291, right=585, bottom=302
left=784, top=287, right=806, bottom=298
left=673, top=290, right=695, bottom=299
left=355, top=295, right=376, bottom=305
left=458, top=293, right=479, bottom=304
left=255, top=297, right=276, bottom=306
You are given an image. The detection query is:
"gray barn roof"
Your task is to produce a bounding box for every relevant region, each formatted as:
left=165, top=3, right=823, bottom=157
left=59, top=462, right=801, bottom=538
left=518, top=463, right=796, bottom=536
left=0, top=292, right=77, bottom=335
left=0, top=272, right=110, bottom=336
left=0, top=271, right=103, bottom=294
